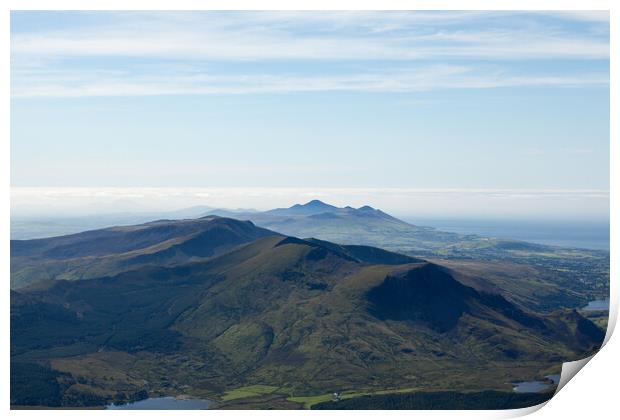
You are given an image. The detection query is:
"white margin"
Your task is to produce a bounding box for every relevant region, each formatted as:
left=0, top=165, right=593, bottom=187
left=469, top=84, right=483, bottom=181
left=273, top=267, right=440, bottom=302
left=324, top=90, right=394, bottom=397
left=2, top=1, right=616, bottom=420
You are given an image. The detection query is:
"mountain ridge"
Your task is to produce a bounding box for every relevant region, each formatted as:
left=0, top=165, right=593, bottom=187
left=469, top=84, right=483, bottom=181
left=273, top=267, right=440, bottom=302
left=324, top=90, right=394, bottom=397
left=10, top=216, right=276, bottom=289
left=10, top=215, right=424, bottom=290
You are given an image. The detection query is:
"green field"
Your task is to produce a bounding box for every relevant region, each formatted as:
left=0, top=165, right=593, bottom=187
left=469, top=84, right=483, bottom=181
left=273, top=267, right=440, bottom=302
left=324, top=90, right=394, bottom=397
left=221, top=385, right=281, bottom=401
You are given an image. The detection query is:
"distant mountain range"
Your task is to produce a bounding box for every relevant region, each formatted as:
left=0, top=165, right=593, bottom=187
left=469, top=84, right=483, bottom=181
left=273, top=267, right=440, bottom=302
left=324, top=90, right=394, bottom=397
left=206, top=200, right=471, bottom=252
left=10, top=211, right=605, bottom=408
left=206, top=200, right=599, bottom=256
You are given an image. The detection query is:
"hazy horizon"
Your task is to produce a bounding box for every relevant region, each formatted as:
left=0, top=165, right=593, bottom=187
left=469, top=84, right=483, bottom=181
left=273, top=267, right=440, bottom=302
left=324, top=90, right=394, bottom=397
left=11, top=186, right=609, bottom=222
left=11, top=187, right=610, bottom=250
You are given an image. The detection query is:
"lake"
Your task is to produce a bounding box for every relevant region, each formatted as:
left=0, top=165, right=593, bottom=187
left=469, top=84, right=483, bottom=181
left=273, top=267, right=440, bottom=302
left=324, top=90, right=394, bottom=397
left=513, top=374, right=561, bottom=393
left=582, top=299, right=610, bottom=311
left=106, top=396, right=213, bottom=410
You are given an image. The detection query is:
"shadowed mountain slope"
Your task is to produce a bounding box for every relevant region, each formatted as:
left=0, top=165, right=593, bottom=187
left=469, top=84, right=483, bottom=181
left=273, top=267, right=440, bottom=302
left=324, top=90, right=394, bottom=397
left=367, top=263, right=546, bottom=332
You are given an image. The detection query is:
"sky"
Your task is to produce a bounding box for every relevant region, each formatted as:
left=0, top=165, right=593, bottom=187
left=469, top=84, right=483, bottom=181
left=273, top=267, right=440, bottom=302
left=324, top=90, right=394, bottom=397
left=10, top=11, right=610, bottom=219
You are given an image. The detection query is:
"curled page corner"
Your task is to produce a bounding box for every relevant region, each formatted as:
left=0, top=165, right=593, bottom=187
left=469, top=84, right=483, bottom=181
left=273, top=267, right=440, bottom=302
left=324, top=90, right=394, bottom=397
left=554, top=355, right=595, bottom=395
left=500, top=352, right=601, bottom=417
left=488, top=349, right=603, bottom=419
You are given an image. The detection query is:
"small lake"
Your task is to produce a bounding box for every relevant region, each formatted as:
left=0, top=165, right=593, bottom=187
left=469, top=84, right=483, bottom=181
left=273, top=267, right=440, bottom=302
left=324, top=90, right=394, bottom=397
left=513, top=374, right=560, bottom=393
left=582, top=299, right=610, bottom=311
left=106, top=396, right=213, bottom=410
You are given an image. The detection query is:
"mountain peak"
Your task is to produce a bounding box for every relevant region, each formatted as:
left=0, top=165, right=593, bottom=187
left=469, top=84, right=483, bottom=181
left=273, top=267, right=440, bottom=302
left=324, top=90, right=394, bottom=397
left=358, top=205, right=375, bottom=211
left=300, top=199, right=333, bottom=208
left=266, top=199, right=339, bottom=216
left=289, top=199, right=338, bottom=213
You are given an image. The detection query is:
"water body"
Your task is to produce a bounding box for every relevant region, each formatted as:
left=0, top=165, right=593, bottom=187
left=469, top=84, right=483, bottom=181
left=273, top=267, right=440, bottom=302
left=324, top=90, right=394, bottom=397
left=582, top=299, right=610, bottom=311
left=404, top=218, right=610, bottom=251
left=513, top=374, right=561, bottom=393
left=106, top=397, right=213, bottom=410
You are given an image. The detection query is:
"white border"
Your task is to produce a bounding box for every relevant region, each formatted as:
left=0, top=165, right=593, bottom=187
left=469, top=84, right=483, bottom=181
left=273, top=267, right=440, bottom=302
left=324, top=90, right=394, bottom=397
left=2, top=1, right=616, bottom=420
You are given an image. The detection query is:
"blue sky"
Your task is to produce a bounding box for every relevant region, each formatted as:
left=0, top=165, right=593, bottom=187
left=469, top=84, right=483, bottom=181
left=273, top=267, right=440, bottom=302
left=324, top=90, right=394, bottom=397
left=10, top=11, right=610, bottom=218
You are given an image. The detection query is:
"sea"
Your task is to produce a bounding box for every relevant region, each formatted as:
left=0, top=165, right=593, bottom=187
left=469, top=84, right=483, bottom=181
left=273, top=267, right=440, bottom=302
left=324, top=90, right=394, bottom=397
left=403, top=218, right=610, bottom=251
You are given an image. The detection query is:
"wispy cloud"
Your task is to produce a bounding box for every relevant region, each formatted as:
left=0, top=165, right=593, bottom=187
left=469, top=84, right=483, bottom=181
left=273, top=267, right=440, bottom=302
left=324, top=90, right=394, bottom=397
left=11, top=11, right=610, bottom=61
left=10, top=11, right=610, bottom=98
left=11, top=65, right=609, bottom=98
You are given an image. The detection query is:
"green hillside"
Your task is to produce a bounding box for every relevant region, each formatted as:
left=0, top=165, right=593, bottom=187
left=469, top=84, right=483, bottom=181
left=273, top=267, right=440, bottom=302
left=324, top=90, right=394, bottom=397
left=10, top=217, right=276, bottom=289
left=11, top=232, right=604, bottom=408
